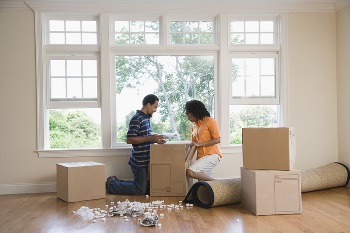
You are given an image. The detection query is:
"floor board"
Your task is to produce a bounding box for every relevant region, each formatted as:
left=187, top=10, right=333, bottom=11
left=0, top=187, right=349, bottom=233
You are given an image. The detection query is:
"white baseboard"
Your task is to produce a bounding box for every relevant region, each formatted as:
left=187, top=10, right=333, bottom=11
left=0, top=182, right=56, bottom=195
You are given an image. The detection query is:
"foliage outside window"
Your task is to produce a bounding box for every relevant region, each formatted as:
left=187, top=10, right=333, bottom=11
left=170, top=21, right=214, bottom=44
left=115, top=55, right=214, bottom=143
left=114, top=20, right=160, bottom=44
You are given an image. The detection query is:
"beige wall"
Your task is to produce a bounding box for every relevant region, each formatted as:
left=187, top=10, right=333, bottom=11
left=287, top=12, right=338, bottom=170
left=0, top=9, right=344, bottom=194
left=337, top=4, right=350, bottom=171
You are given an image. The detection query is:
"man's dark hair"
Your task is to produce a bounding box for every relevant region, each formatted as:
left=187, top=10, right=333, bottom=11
left=185, top=100, right=210, bottom=120
left=142, top=94, right=159, bottom=106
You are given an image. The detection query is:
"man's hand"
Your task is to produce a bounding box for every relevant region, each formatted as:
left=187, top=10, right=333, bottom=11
left=151, top=134, right=166, bottom=144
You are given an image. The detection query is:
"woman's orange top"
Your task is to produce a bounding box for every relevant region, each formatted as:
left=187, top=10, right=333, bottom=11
left=191, top=116, right=222, bottom=160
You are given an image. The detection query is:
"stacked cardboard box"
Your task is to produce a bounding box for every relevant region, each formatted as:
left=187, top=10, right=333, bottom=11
left=150, top=143, right=196, bottom=196
left=241, top=127, right=302, bottom=215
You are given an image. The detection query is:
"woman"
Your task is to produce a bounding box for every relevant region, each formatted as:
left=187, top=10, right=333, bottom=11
left=185, top=100, right=222, bottom=181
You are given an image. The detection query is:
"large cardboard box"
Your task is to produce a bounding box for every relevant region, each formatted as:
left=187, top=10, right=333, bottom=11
left=242, top=127, right=296, bottom=171
left=57, top=161, right=106, bottom=202
left=150, top=143, right=196, bottom=196
left=241, top=167, right=302, bottom=216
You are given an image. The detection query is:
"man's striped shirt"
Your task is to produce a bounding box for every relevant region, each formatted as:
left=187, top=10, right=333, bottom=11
left=127, top=110, right=154, bottom=169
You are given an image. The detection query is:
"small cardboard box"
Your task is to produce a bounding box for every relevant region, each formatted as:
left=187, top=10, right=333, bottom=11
left=241, top=167, right=302, bottom=216
left=57, top=161, right=106, bottom=202
left=242, top=127, right=296, bottom=171
left=150, top=143, right=196, bottom=196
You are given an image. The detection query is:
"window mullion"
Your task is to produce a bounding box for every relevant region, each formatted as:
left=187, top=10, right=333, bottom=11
left=100, top=13, right=112, bottom=149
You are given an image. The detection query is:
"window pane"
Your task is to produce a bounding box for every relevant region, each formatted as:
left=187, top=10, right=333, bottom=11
left=229, top=105, right=278, bottom=144
left=66, top=33, right=81, bottom=44
left=245, top=21, right=259, bottom=32
left=51, top=78, right=66, bottom=98
left=145, top=21, right=159, bottom=32
left=199, top=21, right=212, bottom=32
left=231, top=57, right=276, bottom=98
left=115, top=20, right=159, bottom=45
left=115, top=55, right=214, bottom=143
left=231, top=33, right=244, bottom=44
left=184, top=21, right=198, bottom=32
left=260, top=21, right=273, bottom=32
left=67, top=78, right=82, bottom=98
left=50, top=60, right=65, bottom=76
left=231, top=21, right=244, bottom=32
left=48, top=19, right=97, bottom=45
left=82, top=33, right=97, bottom=44
left=260, top=33, right=274, bottom=44
left=130, top=21, right=144, bottom=32
left=83, top=60, right=97, bottom=76
left=83, top=78, right=97, bottom=98
left=261, top=76, right=275, bottom=96
left=66, top=20, right=80, bottom=31
left=245, top=33, right=259, bottom=44
left=261, top=58, right=274, bottom=75
left=49, top=109, right=101, bottom=149
left=50, top=33, right=65, bottom=44
left=67, top=60, right=81, bottom=76
left=115, top=21, right=129, bottom=32
left=232, top=76, right=245, bottom=97
left=82, top=21, right=97, bottom=32
left=230, top=19, right=275, bottom=45
left=145, top=34, right=159, bottom=44
left=170, top=20, right=214, bottom=45
left=246, top=76, right=260, bottom=96
left=50, top=20, right=64, bottom=31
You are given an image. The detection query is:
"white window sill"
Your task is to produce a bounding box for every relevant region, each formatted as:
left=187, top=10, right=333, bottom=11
left=36, top=148, right=132, bottom=158
left=37, top=144, right=242, bottom=158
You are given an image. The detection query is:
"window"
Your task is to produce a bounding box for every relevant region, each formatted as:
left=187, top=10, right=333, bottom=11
left=36, top=11, right=285, bottom=156
left=169, top=20, right=214, bottom=44
left=49, top=58, right=98, bottom=101
left=48, top=19, right=98, bottom=45
left=114, top=20, right=160, bottom=45
left=39, top=15, right=101, bottom=150
left=114, top=55, right=215, bottom=144
left=230, top=19, right=276, bottom=45
left=228, top=15, right=280, bottom=145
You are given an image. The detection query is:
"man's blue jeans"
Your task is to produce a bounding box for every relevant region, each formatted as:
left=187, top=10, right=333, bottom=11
left=107, top=166, right=149, bottom=195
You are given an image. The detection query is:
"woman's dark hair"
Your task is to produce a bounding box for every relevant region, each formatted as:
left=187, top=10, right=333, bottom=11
left=142, top=94, right=159, bottom=106
left=185, top=100, right=210, bottom=120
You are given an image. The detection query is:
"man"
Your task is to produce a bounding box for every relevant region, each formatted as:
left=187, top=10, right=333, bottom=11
left=106, top=94, right=166, bottom=195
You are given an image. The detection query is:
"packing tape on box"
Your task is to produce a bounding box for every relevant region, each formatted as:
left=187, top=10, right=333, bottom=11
left=184, top=162, right=349, bottom=208
left=301, top=162, right=350, bottom=193
left=183, top=178, right=241, bottom=208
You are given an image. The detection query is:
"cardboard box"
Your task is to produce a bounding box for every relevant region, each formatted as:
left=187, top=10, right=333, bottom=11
left=57, top=161, right=106, bottom=202
left=241, top=167, right=302, bottom=215
left=150, top=143, right=196, bottom=196
left=242, top=127, right=296, bottom=171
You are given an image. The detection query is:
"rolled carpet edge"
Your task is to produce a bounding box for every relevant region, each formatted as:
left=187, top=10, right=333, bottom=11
left=301, top=162, right=350, bottom=193
left=184, top=162, right=350, bottom=208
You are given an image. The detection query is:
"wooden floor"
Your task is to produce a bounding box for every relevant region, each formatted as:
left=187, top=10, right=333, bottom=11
left=0, top=187, right=350, bottom=233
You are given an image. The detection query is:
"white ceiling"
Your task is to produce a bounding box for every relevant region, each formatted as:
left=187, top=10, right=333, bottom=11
left=0, top=0, right=343, bottom=3
left=1, top=0, right=349, bottom=11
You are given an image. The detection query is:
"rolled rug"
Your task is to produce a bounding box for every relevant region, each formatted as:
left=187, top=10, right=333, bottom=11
left=183, top=178, right=241, bottom=208
left=301, top=162, right=350, bottom=193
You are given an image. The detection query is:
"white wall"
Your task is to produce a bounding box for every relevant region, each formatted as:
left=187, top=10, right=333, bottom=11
left=287, top=12, right=338, bottom=170
left=0, top=9, right=343, bottom=194
left=337, top=4, right=350, bottom=173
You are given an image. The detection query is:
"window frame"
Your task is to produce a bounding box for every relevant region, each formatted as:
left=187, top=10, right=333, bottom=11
left=35, top=11, right=287, bottom=157
left=229, top=52, right=280, bottom=105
